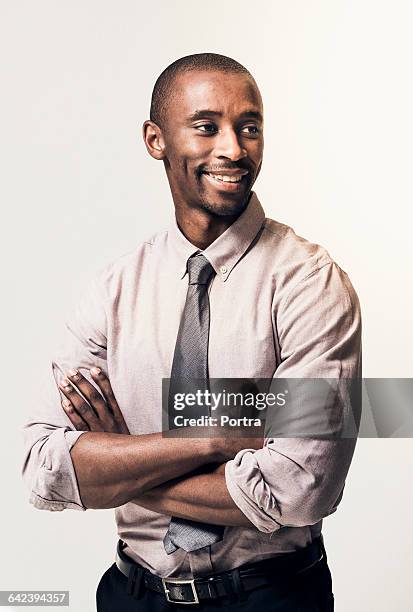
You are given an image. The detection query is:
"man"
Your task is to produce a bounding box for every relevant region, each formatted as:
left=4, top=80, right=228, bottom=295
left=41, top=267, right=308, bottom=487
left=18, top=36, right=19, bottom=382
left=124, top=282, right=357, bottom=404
left=22, top=53, right=361, bottom=611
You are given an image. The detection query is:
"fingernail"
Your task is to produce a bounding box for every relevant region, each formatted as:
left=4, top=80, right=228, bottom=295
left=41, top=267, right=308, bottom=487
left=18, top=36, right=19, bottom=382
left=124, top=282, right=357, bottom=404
left=60, top=378, right=72, bottom=389
left=91, top=367, right=101, bottom=375
left=67, top=369, right=78, bottom=377
left=62, top=399, right=71, bottom=407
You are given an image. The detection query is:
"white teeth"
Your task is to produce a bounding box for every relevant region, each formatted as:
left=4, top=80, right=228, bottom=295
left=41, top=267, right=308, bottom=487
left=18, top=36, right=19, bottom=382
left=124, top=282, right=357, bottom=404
left=206, top=173, right=243, bottom=183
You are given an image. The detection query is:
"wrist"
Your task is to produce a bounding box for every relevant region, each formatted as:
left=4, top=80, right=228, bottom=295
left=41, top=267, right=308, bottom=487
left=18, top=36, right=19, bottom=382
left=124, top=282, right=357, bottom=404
left=209, top=437, right=226, bottom=463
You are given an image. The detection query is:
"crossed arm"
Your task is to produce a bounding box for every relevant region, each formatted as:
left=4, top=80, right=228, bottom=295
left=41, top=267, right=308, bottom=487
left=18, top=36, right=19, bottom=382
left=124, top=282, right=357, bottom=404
left=59, top=367, right=259, bottom=526
left=25, top=260, right=361, bottom=532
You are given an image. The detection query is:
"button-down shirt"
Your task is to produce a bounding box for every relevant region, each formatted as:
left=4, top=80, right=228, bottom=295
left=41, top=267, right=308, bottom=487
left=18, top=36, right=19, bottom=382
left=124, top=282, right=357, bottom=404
left=22, top=191, right=362, bottom=578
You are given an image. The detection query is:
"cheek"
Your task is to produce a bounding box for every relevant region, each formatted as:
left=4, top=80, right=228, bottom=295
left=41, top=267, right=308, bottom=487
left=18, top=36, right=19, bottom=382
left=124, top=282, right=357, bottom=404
left=247, top=138, right=264, bottom=158
left=246, top=147, right=263, bottom=173
left=172, top=130, right=212, bottom=162
left=168, top=153, right=204, bottom=181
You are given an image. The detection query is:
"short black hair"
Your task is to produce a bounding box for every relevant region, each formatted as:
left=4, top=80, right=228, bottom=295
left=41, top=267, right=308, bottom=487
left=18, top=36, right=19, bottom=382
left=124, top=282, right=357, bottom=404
left=150, top=53, right=255, bottom=130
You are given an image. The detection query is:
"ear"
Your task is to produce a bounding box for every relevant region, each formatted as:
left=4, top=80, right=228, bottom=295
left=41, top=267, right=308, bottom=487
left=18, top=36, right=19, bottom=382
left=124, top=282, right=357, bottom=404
left=142, top=120, right=166, bottom=160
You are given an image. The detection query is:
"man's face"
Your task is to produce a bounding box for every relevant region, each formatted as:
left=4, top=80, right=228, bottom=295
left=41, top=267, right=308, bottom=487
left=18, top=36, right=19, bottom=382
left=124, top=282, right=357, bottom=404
left=159, top=70, right=264, bottom=217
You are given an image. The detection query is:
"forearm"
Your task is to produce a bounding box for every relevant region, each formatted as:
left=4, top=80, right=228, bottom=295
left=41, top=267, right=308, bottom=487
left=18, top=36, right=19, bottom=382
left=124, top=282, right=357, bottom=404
left=70, top=431, right=219, bottom=509
left=131, top=464, right=254, bottom=527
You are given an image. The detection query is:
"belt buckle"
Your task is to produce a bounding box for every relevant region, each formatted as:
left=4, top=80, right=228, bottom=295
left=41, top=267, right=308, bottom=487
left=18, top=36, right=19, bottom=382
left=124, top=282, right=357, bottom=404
left=161, top=577, right=199, bottom=605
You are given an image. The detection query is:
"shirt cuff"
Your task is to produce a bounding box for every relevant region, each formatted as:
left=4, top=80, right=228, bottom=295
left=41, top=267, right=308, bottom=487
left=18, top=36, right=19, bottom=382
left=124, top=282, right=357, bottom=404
left=29, top=429, right=88, bottom=512
left=224, top=449, right=282, bottom=534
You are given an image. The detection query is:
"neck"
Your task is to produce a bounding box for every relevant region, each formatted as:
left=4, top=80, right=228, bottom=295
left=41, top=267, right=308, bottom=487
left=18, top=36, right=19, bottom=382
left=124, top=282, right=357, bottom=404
left=174, top=207, right=240, bottom=249
left=173, top=191, right=253, bottom=249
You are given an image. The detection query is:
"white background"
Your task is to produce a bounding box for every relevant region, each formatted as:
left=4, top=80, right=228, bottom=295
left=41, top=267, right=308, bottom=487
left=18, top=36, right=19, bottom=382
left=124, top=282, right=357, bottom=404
left=1, top=1, right=412, bottom=610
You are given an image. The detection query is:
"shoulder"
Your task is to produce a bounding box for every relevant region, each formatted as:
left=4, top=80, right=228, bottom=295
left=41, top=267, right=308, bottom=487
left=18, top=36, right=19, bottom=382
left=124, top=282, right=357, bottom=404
left=90, top=227, right=169, bottom=299
left=262, top=217, right=334, bottom=279
left=260, top=216, right=359, bottom=308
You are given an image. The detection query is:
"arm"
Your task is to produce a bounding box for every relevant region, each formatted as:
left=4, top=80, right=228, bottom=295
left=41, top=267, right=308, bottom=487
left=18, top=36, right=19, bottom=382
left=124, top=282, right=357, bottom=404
left=21, top=274, right=109, bottom=512
left=69, top=431, right=221, bottom=510
left=131, top=262, right=362, bottom=533
left=224, top=262, right=362, bottom=532
left=130, top=459, right=254, bottom=528
left=61, top=368, right=263, bottom=509
left=67, top=409, right=227, bottom=509
left=20, top=273, right=231, bottom=511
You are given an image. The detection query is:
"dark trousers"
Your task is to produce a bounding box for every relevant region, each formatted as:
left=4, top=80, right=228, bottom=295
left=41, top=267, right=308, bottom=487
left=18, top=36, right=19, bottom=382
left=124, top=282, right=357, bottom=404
left=96, top=553, right=335, bottom=611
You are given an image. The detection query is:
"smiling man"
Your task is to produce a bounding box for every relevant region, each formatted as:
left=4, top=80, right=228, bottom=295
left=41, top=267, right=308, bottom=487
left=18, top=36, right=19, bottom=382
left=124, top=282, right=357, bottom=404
left=149, top=68, right=262, bottom=222
left=22, top=53, right=361, bottom=611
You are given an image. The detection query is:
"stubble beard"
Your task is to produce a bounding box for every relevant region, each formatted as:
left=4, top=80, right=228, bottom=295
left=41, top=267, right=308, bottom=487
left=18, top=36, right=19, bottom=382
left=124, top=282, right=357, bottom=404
left=196, top=178, right=252, bottom=218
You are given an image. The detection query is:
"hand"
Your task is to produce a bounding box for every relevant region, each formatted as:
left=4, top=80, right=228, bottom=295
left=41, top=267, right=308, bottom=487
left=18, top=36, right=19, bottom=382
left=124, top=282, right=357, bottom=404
left=59, top=367, right=130, bottom=434
left=165, top=422, right=264, bottom=462
left=213, top=424, right=265, bottom=462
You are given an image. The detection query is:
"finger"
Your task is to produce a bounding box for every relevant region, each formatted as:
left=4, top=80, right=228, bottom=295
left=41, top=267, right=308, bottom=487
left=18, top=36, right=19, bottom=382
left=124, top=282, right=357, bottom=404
left=59, top=378, right=103, bottom=431
left=65, top=369, right=112, bottom=427
left=90, top=368, right=130, bottom=434
left=61, top=397, right=89, bottom=431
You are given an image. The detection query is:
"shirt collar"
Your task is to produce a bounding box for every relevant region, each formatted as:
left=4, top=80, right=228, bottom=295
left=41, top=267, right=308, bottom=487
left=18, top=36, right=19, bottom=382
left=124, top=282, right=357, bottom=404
left=167, top=191, right=266, bottom=282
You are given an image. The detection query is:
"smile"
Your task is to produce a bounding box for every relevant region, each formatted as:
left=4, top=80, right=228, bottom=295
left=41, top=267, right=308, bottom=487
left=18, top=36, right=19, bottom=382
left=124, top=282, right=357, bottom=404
left=201, top=171, right=249, bottom=192
left=203, top=173, right=244, bottom=183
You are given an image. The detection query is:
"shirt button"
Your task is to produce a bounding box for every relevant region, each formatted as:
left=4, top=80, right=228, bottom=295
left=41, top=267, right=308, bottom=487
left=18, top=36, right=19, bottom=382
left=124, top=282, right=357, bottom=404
left=220, top=266, right=227, bottom=274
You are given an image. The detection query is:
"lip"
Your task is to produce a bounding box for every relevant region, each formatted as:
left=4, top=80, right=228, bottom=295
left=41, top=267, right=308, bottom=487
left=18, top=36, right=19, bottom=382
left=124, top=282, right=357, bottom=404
left=202, top=169, right=249, bottom=177
left=201, top=171, right=249, bottom=192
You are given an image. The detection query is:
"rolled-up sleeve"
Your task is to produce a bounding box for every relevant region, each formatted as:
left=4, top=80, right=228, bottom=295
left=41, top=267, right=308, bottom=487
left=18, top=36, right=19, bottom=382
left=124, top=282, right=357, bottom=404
left=225, top=261, right=362, bottom=533
left=21, top=275, right=108, bottom=511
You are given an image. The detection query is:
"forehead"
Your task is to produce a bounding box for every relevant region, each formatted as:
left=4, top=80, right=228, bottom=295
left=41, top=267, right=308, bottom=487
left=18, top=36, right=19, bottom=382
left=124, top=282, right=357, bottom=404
left=170, top=70, right=263, bottom=118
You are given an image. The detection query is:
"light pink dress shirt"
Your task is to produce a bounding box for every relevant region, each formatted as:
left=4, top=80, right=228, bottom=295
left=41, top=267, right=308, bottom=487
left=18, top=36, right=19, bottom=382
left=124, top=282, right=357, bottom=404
left=22, top=191, right=362, bottom=578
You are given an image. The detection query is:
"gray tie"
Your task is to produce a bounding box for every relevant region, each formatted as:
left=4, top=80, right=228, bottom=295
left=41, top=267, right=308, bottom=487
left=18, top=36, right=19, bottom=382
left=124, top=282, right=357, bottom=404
left=163, top=253, right=225, bottom=554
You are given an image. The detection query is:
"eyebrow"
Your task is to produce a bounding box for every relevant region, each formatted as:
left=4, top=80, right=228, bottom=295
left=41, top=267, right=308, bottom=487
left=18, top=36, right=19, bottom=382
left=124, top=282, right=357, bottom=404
left=187, top=109, right=263, bottom=123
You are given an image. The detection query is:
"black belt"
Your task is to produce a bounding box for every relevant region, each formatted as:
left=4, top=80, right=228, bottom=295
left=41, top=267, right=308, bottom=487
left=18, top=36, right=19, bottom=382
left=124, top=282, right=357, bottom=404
left=115, top=535, right=326, bottom=605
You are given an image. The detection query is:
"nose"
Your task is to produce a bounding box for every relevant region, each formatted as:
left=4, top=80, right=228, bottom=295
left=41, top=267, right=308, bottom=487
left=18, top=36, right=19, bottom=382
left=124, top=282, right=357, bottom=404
left=213, top=127, right=247, bottom=161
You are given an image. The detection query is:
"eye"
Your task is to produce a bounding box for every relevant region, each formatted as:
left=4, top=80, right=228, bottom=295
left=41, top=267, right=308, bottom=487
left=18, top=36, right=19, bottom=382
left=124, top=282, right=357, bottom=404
left=241, top=125, right=260, bottom=136
left=196, top=123, right=218, bottom=134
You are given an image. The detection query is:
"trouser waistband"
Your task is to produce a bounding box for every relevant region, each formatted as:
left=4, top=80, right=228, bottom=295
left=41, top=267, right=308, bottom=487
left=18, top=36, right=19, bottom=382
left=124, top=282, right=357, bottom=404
left=115, top=535, right=326, bottom=605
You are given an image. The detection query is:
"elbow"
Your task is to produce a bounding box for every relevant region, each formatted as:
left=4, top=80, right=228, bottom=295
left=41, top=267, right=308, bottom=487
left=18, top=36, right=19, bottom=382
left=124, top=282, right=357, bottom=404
left=21, top=428, right=88, bottom=512
left=22, top=461, right=87, bottom=512
left=225, top=449, right=346, bottom=533
left=280, top=508, right=334, bottom=529
left=227, top=492, right=336, bottom=533
left=278, top=487, right=344, bottom=528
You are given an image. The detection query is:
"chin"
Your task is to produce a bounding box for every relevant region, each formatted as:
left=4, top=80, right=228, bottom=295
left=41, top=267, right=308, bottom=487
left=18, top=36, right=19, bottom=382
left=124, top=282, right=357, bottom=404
left=200, top=195, right=250, bottom=217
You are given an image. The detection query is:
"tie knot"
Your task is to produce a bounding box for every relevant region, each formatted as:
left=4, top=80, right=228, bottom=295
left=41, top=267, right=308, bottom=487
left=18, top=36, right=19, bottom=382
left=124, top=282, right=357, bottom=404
left=187, top=254, right=215, bottom=285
